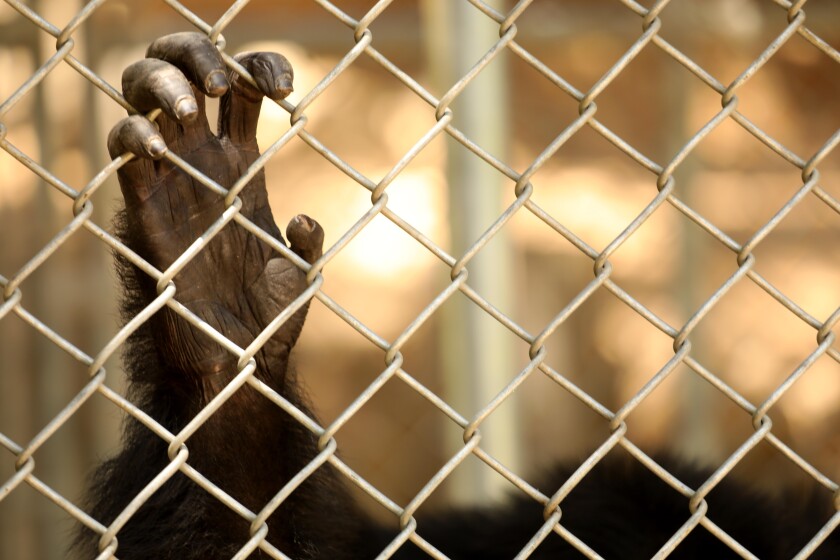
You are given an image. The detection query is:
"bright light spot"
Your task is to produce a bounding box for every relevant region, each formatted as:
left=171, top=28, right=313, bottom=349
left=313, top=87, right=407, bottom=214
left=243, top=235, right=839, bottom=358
left=340, top=168, right=445, bottom=280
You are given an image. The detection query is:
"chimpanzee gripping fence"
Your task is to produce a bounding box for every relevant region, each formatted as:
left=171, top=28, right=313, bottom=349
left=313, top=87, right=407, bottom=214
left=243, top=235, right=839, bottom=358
left=0, top=0, right=839, bottom=559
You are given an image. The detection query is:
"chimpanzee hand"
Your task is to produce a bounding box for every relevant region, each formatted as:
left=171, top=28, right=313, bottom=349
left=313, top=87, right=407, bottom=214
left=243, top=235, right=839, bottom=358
left=109, top=32, right=323, bottom=388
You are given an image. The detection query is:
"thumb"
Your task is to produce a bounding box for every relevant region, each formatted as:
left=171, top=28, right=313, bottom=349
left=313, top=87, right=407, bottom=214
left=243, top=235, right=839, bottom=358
left=218, top=51, right=294, bottom=149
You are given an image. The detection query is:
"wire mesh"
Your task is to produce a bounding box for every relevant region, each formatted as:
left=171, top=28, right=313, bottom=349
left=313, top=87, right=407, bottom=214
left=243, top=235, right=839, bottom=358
left=0, top=0, right=838, bottom=558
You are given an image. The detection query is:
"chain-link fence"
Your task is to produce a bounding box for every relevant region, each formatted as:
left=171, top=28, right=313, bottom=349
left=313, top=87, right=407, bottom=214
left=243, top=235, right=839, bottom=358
left=1, top=0, right=839, bottom=558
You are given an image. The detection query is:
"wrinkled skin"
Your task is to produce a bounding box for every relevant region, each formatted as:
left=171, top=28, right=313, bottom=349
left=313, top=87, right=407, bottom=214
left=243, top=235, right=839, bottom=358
left=110, top=32, right=320, bottom=389
left=74, top=33, right=378, bottom=559
left=75, top=33, right=839, bottom=560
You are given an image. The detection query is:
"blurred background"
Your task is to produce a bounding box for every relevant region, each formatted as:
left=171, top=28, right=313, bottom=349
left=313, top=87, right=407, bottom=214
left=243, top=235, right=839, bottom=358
left=1, top=0, right=839, bottom=558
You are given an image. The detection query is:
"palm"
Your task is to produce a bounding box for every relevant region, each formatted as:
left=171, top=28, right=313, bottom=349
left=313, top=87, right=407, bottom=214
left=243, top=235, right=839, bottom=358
left=109, top=33, right=323, bottom=383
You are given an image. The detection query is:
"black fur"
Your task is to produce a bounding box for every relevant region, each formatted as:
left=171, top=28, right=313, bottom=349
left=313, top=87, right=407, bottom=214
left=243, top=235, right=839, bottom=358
left=74, top=32, right=838, bottom=557
left=71, top=211, right=840, bottom=559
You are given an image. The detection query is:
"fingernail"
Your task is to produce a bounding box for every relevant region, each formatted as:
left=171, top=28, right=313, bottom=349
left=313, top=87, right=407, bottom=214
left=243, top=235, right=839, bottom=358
left=205, top=70, right=229, bottom=97
left=271, top=78, right=294, bottom=100
left=174, top=96, right=198, bottom=122
left=295, top=214, right=314, bottom=231
left=146, top=136, right=167, bottom=159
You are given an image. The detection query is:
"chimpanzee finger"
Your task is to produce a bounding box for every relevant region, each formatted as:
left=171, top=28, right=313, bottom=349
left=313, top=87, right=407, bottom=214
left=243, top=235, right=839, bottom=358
left=122, top=59, right=199, bottom=123
left=234, top=51, right=294, bottom=101
left=218, top=52, right=294, bottom=148
left=146, top=32, right=229, bottom=98
left=286, top=215, right=324, bottom=265
left=106, top=115, right=176, bottom=207
left=107, top=115, right=167, bottom=160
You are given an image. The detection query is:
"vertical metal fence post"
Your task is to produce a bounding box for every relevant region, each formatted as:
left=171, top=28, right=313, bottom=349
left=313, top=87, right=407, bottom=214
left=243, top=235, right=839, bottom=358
left=32, top=2, right=85, bottom=557
left=422, top=0, right=520, bottom=504
left=659, top=19, right=721, bottom=461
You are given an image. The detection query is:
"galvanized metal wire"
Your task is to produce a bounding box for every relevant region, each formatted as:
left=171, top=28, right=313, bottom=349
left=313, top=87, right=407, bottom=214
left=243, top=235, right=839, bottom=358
left=1, top=0, right=838, bottom=558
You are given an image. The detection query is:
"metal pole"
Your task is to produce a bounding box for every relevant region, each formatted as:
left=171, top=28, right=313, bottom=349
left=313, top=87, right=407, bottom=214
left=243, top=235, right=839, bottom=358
left=421, top=0, right=519, bottom=505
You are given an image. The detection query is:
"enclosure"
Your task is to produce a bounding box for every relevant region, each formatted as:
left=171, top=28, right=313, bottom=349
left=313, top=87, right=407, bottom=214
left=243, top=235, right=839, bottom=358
left=1, top=0, right=839, bottom=558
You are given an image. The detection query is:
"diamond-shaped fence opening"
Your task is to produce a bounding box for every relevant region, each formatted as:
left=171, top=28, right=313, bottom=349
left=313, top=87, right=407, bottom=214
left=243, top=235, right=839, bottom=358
left=0, top=0, right=838, bottom=558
